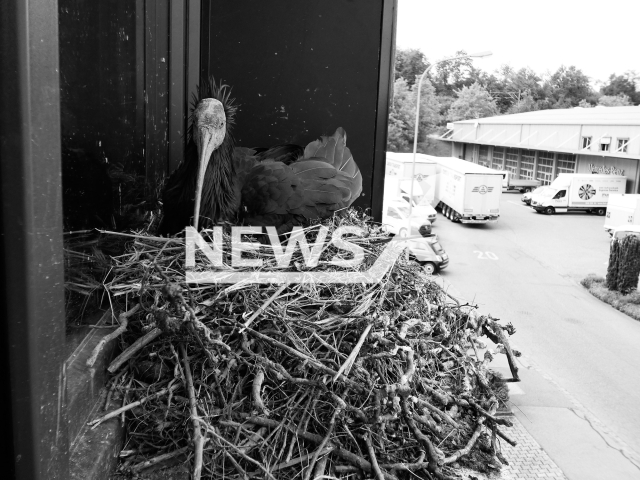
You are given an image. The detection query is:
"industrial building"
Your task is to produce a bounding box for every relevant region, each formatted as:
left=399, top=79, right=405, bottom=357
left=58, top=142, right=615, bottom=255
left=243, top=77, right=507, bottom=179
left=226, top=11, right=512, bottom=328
left=441, top=106, right=640, bottom=193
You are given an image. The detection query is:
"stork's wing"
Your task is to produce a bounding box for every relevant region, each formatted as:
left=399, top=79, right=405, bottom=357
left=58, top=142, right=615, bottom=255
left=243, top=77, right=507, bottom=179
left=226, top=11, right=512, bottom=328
left=252, top=143, right=304, bottom=165
left=303, top=127, right=359, bottom=180
left=239, top=128, right=362, bottom=225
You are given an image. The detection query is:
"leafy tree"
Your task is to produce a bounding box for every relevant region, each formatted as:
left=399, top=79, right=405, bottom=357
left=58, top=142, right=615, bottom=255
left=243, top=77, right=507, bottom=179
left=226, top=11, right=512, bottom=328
left=578, top=99, right=594, bottom=108
left=544, top=65, right=593, bottom=108
left=507, top=91, right=539, bottom=114
left=601, top=72, right=640, bottom=105
left=598, top=94, right=632, bottom=107
left=447, top=83, right=499, bottom=121
left=387, top=78, right=440, bottom=151
left=394, top=48, right=428, bottom=86
left=433, top=50, right=475, bottom=96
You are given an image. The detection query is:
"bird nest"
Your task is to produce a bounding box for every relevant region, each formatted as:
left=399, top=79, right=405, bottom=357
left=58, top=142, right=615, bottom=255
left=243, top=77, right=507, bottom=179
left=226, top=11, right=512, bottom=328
left=85, top=210, right=519, bottom=480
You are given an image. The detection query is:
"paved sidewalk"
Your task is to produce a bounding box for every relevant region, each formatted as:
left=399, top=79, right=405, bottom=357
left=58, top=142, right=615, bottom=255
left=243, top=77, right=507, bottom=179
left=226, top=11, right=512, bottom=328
left=499, top=414, right=568, bottom=480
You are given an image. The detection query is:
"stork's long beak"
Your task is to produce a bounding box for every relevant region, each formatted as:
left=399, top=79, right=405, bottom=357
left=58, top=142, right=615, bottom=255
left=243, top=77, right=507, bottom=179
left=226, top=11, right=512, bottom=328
left=193, top=128, right=215, bottom=230
left=192, top=98, right=226, bottom=230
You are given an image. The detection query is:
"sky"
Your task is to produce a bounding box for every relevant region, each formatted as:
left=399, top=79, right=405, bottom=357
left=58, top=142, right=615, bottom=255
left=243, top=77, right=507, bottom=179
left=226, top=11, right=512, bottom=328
left=395, top=0, right=639, bottom=87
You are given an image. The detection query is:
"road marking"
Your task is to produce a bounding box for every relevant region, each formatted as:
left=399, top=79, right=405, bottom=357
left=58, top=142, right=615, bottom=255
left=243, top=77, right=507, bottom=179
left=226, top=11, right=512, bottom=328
left=474, top=250, right=499, bottom=260
left=508, top=201, right=531, bottom=209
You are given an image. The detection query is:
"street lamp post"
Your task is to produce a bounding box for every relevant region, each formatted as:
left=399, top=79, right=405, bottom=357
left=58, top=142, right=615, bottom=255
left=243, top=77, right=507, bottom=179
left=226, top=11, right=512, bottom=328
left=406, top=51, right=493, bottom=226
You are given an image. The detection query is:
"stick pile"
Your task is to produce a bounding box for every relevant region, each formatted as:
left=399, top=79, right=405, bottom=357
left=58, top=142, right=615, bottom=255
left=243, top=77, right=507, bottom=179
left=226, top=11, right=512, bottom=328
left=90, top=211, right=519, bottom=479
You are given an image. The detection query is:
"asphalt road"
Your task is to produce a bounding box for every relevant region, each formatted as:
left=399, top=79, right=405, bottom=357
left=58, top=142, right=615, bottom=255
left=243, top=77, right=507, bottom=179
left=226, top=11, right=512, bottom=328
left=430, top=190, right=640, bottom=462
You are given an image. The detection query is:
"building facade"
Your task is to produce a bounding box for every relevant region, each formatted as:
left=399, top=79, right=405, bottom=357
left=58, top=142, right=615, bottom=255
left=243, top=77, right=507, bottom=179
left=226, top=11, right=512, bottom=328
left=441, top=106, right=640, bottom=193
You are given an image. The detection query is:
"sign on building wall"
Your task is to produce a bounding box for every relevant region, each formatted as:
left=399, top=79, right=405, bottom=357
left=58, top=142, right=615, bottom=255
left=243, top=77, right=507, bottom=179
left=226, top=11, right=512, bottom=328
left=589, top=163, right=625, bottom=176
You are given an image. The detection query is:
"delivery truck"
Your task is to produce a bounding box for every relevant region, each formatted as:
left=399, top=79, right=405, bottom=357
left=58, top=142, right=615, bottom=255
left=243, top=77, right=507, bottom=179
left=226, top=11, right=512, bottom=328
left=432, top=157, right=503, bottom=224
left=498, top=170, right=541, bottom=193
left=530, top=173, right=626, bottom=215
left=603, top=194, right=640, bottom=234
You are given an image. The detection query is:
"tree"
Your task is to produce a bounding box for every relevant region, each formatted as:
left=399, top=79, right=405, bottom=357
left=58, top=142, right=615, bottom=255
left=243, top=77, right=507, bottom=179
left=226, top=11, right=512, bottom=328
left=433, top=50, right=474, bottom=96
left=578, top=99, right=594, bottom=108
left=507, top=91, right=540, bottom=114
left=394, top=48, right=428, bottom=86
left=598, top=94, right=632, bottom=107
left=387, top=78, right=441, bottom=152
left=447, top=83, right=500, bottom=122
left=544, top=65, right=594, bottom=108
left=601, top=72, right=640, bottom=105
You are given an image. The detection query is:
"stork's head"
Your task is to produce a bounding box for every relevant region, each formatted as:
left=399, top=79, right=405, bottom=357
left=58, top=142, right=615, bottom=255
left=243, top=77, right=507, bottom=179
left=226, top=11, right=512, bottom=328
left=193, top=98, right=226, bottom=229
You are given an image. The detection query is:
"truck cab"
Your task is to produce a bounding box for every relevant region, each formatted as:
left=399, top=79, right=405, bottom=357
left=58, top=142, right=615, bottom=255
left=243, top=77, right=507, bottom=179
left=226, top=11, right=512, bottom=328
left=532, top=186, right=577, bottom=214
left=406, top=236, right=449, bottom=275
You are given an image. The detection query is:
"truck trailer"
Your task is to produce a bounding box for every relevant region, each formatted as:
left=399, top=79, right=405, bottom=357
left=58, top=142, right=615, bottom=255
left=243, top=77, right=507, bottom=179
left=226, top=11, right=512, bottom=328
left=432, top=157, right=503, bottom=224
left=498, top=170, right=541, bottom=193
left=530, top=173, right=626, bottom=215
left=603, top=194, right=640, bottom=234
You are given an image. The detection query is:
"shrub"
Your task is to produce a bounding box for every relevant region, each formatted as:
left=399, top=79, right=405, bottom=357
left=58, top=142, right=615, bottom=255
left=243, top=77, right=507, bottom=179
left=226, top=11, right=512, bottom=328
left=581, top=274, right=604, bottom=289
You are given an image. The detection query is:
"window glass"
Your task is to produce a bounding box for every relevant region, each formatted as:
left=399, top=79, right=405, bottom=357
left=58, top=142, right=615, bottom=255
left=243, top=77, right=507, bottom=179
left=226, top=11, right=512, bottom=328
left=536, top=152, right=554, bottom=185
left=582, top=136, right=592, bottom=149
left=397, top=205, right=410, bottom=217
left=556, top=154, right=576, bottom=176
left=387, top=208, right=402, bottom=219
left=554, top=190, right=566, bottom=199
left=617, top=138, right=629, bottom=153
left=478, top=145, right=489, bottom=167
left=491, top=147, right=504, bottom=170
left=520, top=149, right=535, bottom=180
left=504, top=148, right=518, bottom=175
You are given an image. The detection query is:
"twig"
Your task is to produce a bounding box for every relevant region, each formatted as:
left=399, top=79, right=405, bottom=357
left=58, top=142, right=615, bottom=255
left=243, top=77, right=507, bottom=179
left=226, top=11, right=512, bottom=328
left=410, top=396, right=459, bottom=428
left=240, top=283, right=288, bottom=332
left=333, top=323, right=372, bottom=380
left=180, top=344, right=205, bottom=480
left=401, top=396, right=442, bottom=478
left=363, top=430, right=385, bottom=480
left=305, top=393, right=347, bottom=480
left=199, top=421, right=277, bottom=480
left=89, top=382, right=179, bottom=428
left=229, top=415, right=399, bottom=480
left=87, top=304, right=140, bottom=367
left=130, top=446, right=189, bottom=473
left=252, top=367, right=269, bottom=416
left=107, top=327, right=163, bottom=373
left=443, top=417, right=486, bottom=464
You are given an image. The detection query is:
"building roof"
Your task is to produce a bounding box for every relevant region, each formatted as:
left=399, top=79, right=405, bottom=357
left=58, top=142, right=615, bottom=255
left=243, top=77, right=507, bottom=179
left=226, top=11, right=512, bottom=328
left=453, top=106, right=640, bottom=126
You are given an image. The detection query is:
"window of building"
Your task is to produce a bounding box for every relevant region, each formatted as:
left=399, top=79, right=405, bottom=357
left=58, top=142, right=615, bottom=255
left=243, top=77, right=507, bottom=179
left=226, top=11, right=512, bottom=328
left=600, top=137, right=611, bottom=152
left=520, top=149, right=535, bottom=180
left=537, top=152, right=554, bottom=185
left=504, top=148, right=518, bottom=175
left=556, top=153, right=576, bottom=176
left=491, top=146, right=504, bottom=170
left=617, top=138, right=629, bottom=153
left=581, top=136, right=592, bottom=150
left=478, top=145, right=489, bottom=167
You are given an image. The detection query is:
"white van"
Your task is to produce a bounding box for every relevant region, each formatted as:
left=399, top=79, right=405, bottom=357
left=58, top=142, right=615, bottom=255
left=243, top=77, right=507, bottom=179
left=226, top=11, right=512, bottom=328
left=530, top=174, right=626, bottom=215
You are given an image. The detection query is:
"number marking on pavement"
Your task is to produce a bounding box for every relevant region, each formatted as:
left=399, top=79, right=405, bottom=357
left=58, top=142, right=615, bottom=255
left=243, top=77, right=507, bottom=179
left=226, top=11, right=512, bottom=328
left=474, top=251, right=499, bottom=260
